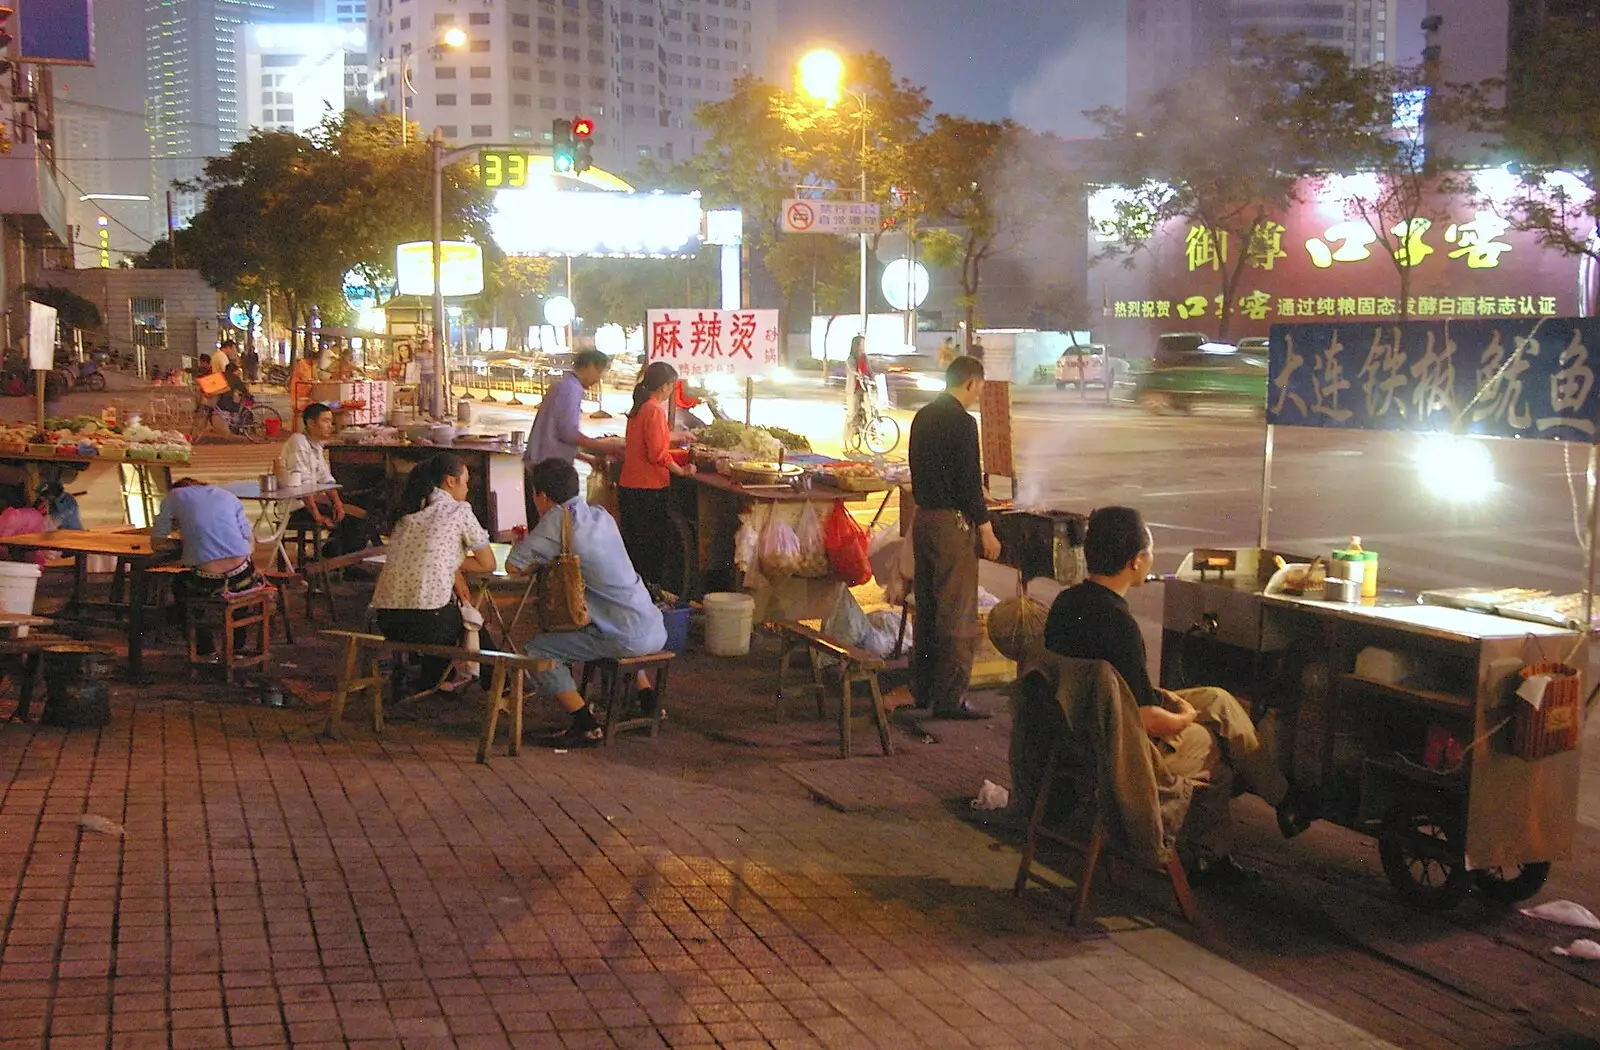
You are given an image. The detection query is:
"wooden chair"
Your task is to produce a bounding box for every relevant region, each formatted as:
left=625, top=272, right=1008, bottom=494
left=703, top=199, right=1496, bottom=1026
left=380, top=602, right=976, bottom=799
left=768, top=620, right=900, bottom=759
left=1011, top=659, right=1200, bottom=926
left=579, top=651, right=675, bottom=744
left=185, top=586, right=274, bottom=684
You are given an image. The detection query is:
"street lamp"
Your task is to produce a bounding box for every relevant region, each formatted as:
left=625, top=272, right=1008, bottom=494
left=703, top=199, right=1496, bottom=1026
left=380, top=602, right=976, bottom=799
left=397, top=29, right=468, bottom=146
left=798, top=47, right=870, bottom=437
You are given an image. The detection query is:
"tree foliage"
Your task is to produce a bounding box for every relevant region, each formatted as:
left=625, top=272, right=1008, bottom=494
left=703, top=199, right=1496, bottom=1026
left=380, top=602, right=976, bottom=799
left=1469, top=15, right=1600, bottom=265
left=1088, top=35, right=1369, bottom=339
left=22, top=284, right=101, bottom=331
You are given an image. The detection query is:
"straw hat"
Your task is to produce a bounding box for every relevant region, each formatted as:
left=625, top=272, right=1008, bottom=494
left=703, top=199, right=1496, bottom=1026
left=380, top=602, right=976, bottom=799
left=987, top=595, right=1049, bottom=664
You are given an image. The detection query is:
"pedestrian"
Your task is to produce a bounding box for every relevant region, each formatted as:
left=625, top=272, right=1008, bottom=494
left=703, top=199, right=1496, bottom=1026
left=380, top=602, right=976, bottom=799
left=969, top=336, right=986, bottom=361
left=618, top=361, right=696, bottom=590
left=906, top=355, right=1001, bottom=719
left=370, top=452, right=496, bottom=696
left=150, top=478, right=262, bottom=657
left=212, top=340, right=235, bottom=374
left=289, top=348, right=318, bottom=429
left=523, top=348, right=618, bottom=525
left=938, top=336, right=958, bottom=368
left=508, top=458, right=668, bottom=748
left=243, top=345, right=260, bottom=383
left=417, top=337, right=438, bottom=418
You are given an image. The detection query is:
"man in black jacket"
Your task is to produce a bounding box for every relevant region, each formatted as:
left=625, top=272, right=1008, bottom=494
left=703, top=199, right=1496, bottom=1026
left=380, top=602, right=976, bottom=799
left=907, top=355, right=1002, bottom=719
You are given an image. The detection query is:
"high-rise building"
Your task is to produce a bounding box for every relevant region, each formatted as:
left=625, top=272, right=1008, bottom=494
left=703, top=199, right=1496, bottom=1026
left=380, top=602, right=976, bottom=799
left=146, top=0, right=276, bottom=226
left=367, top=0, right=775, bottom=170
left=237, top=22, right=369, bottom=135
left=55, top=0, right=158, bottom=267
left=1128, top=0, right=1400, bottom=114
left=316, top=0, right=368, bottom=25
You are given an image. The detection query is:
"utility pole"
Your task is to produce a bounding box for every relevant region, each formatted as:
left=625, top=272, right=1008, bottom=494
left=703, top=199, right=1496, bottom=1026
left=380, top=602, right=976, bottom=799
left=430, top=129, right=447, bottom=417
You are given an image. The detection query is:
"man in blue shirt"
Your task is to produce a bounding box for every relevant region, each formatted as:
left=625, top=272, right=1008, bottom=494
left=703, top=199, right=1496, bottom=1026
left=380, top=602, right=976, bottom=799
left=508, top=457, right=667, bottom=748
left=151, top=479, right=263, bottom=655
left=524, top=350, right=618, bottom=523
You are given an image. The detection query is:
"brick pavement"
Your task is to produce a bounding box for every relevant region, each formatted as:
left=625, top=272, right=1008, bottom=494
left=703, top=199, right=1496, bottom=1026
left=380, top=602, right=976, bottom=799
left=0, top=646, right=1408, bottom=1050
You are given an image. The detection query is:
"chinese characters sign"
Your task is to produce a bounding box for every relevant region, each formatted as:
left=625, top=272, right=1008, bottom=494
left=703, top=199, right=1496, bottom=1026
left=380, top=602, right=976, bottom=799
left=781, top=199, right=882, bottom=236
left=1090, top=183, right=1578, bottom=341
left=646, top=309, right=780, bottom=379
left=1266, top=319, right=1600, bottom=442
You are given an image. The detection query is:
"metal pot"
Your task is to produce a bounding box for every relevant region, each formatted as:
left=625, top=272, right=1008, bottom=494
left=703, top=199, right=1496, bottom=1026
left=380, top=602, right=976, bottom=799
left=1322, top=577, right=1361, bottom=604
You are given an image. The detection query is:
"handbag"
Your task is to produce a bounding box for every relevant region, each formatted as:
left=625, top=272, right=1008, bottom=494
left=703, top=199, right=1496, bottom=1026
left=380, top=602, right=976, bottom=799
left=532, top=507, right=590, bottom=632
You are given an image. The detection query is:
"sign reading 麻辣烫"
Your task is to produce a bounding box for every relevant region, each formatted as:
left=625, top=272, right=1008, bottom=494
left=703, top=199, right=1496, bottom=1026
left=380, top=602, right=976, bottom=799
left=646, top=309, right=780, bottom=379
left=1267, top=319, right=1600, bottom=441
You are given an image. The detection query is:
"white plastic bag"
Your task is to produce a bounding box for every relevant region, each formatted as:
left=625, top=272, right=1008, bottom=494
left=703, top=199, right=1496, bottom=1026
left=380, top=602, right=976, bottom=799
left=820, top=590, right=902, bottom=660
left=760, top=517, right=803, bottom=577
left=733, top=510, right=761, bottom=574
left=1522, top=900, right=1600, bottom=930
left=794, top=502, right=830, bottom=578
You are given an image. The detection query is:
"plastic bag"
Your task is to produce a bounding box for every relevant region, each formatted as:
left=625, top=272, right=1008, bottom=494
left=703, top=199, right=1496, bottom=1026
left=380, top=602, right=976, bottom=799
left=0, top=507, right=56, bottom=565
left=733, top=511, right=761, bottom=574
left=760, top=516, right=802, bottom=577
left=794, top=502, right=830, bottom=577
left=821, top=590, right=903, bottom=660
left=824, top=501, right=872, bottom=587
left=868, top=525, right=907, bottom=603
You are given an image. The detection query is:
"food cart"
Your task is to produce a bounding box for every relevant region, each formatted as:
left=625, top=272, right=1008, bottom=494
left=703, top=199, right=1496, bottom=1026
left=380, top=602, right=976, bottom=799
left=1159, top=318, right=1593, bottom=910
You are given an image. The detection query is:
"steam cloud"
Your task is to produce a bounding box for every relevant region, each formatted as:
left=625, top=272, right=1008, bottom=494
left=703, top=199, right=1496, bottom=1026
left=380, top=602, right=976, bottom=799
left=1008, top=20, right=1127, bottom=139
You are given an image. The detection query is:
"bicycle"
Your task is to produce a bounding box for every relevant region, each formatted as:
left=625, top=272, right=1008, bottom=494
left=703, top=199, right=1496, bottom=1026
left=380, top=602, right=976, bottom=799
left=845, top=373, right=900, bottom=456
left=193, top=394, right=282, bottom=443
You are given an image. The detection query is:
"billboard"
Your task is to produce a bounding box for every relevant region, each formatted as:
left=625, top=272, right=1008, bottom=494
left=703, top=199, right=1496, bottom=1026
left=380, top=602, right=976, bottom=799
left=1089, top=174, right=1584, bottom=352
left=1267, top=318, right=1600, bottom=442
left=394, top=241, right=484, bottom=297
left=490, top=190, right=702, bottom=258
left=646, top=308, right=779, bottom=378
left=16, top=0, right=94, bottom=65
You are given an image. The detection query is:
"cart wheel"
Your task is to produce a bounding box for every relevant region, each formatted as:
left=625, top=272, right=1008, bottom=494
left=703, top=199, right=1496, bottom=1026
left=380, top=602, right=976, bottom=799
left=1379, top=804, right=1472, bottom=911
left=1472, top=862, right=1551, bottom=905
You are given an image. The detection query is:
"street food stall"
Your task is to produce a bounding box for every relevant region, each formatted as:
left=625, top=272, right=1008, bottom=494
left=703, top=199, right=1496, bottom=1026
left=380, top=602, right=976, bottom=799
left=1160, top=318, right=1592, bottom=910
left=327, top=435, right=527, bottom=536
left=0, top=418, right=191, bottom=527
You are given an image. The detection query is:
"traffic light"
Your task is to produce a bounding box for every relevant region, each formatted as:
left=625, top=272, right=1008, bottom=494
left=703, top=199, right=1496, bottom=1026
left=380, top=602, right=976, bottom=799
left=0, top=7, right=14, bottom=78
left=571, top=116, right=594, bottom=174
left=551, top=118, right=574, bottom=173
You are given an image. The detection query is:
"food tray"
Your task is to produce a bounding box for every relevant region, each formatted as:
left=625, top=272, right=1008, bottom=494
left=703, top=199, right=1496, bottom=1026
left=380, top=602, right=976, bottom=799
left=27, top=444, right=54, bottom=456
left=817, top=472, right=888, bottom=492
left=0, top=442, right=27, bottom=455
left=731, top=462, right=803, bottom=485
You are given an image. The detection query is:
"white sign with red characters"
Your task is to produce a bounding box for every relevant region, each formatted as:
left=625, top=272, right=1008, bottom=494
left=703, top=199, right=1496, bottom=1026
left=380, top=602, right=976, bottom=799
left=646, top=308, right=780, bottom=378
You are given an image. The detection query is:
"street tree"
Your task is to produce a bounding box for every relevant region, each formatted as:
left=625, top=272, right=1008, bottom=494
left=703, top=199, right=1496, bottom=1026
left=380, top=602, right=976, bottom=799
left=911, top=118, right=1079, bottom=347
left=1467, top=15, right=1600, bottom=272
left=1088, top=35, right=1357, bottom=340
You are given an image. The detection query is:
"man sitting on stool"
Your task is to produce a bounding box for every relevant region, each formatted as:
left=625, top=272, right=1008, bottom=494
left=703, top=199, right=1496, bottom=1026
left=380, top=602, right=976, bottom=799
left=1043, top=506, right=1306, bottom=886
left=151, top=478, right=263, bottom=655
left=507, top=458, right=666, bottom=748
left=282, top=402, right=367, bottom=557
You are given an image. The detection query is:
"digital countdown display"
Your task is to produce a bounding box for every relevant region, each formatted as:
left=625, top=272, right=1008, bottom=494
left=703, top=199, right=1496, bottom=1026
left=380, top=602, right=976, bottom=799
left=479, top=150, right=535, bottom=189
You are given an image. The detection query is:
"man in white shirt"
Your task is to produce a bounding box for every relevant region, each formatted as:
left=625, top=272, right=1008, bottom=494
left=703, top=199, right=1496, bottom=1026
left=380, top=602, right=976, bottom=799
left=282, top=402, right=366, bottom=554
left=212, top=340, right=235, bottom=374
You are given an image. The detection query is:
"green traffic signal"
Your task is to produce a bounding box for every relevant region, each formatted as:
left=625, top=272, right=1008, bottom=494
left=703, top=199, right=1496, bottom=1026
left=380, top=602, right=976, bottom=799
left=551, top=118, right=575, bottom=173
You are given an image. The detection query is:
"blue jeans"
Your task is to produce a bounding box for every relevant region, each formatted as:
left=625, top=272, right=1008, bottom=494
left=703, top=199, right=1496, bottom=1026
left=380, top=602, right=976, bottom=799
left=524, top=624, right=628, bottom=697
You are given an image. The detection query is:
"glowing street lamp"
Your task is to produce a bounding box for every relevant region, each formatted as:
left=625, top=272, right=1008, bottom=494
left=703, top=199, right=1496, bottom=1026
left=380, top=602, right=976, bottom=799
left=798, top=47, right=871, bottom=439
left=397, top=29, right=468, bottom=146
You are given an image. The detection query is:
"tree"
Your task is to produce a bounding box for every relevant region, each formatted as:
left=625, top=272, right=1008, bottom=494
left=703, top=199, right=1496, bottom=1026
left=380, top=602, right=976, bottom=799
left=912, top=119, right=1080, bottom=346
left=1088, top=36, right=1355, bottom=340
left=1468, top=16, right=1600, bottom=272
left=481, top=255, right=554, bottom=350
left=571, top=253, right=721, bottom=329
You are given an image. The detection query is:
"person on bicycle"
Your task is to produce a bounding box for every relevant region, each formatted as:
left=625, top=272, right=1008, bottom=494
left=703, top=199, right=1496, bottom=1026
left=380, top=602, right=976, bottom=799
left=217, top=363, right=251, bottom=417
left=845, top=334, right=870, bottom=443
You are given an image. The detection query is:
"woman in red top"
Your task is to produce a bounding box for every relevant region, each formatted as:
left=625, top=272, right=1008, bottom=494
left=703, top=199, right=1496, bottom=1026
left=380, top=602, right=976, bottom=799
left=618, top=361, right=696, bottom=589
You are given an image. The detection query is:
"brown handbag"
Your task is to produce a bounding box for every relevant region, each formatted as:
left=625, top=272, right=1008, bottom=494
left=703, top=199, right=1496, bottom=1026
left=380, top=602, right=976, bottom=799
left=533, top=507, right=590, bottom=632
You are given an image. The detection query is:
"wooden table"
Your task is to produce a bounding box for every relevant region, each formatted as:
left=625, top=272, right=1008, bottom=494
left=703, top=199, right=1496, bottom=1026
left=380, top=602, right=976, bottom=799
left=0, top=530, right=179, bottom=676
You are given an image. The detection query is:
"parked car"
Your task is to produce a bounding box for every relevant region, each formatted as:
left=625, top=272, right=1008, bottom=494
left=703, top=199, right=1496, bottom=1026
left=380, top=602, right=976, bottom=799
left=1134, top=340, right=1267, bottom=415
left=1054, top=344, right=1130, bottom=390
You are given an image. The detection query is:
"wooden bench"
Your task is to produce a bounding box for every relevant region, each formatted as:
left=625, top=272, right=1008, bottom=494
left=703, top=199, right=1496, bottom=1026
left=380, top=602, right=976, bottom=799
left=768, top=620, right=900, bottom=759
left=186, top=586, right=273, bottom=684
left=321, top=630, right=556, bottom=763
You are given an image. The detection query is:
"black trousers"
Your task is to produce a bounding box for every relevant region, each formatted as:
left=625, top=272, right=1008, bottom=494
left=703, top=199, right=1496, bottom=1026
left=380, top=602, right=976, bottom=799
left=617, top=485, right=670, bottom=590
left=169, top=559, right=265, bottom=655
left=287, top=507, right=370, bottom=560
left=375, top=604, right=463, bottom=689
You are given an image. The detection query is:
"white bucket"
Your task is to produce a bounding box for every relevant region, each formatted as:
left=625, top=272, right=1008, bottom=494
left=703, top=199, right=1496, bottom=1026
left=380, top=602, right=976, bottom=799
left=0, top=561, right=42, bottom=637
left=702, top=591, right=755, bottom=657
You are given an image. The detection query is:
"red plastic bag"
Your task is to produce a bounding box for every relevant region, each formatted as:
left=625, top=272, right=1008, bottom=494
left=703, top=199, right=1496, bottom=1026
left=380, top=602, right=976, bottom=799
left=824, top=501, right=872, bottom=587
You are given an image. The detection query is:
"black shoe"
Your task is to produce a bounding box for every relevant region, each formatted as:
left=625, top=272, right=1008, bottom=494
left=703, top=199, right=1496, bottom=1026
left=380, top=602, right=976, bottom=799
left=1187, top=854, right=1261, bottom=888
left=636, top=687, right=658, bottom=717
left=554, top=725, right=603, bottom=749
left=1276, top=786, right=1319, bottom=840
left=935, top=702, right=992, bottom=721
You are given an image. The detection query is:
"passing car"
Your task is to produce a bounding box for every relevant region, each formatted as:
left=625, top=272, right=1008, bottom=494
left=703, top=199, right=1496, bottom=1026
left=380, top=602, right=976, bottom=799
left=1134, top=340, right=1268, bottom=415
left=1054, top=344, right=1130, bottom=390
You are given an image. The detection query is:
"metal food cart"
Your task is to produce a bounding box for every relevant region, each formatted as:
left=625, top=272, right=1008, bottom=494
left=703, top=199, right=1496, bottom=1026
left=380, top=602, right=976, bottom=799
left=1159, top=318, right=1593, bottom=910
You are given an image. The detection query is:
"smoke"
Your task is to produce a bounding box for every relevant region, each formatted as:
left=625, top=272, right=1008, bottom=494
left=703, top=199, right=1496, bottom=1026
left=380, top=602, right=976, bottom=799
left=1008, top=21, right=1127, bottom=139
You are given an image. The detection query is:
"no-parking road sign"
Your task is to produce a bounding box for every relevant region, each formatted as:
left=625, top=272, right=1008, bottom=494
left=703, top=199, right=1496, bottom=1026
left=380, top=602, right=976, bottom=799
left=781, top=198, right=880, bottom=235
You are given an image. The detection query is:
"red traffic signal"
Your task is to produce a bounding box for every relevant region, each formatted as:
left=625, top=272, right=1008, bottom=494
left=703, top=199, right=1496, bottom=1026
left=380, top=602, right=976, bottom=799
left=571, top=117, right=594, bottom=139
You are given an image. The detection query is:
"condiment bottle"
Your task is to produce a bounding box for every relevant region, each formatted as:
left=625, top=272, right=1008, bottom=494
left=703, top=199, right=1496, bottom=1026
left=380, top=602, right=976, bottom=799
left=1361, top=550, right=1379, bottom=598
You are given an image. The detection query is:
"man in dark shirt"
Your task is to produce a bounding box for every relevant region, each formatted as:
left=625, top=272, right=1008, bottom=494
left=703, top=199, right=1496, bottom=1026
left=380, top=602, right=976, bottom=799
left=1044, top=506, right=1298, bottom=885
left=907, top=355, right=1002, bottom=719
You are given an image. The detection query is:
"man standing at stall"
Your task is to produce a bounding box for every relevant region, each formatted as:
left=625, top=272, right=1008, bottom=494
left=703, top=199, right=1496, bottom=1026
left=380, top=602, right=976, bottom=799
left=523, top=349, right=619, bottom=525
left=1043, top=506, right=1305, bottom=886
left=907, top=355, right=1002, bottom=719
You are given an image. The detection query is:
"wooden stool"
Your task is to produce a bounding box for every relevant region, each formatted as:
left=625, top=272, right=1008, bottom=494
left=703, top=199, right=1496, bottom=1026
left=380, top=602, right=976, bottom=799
left=579, top=651, right=675, bottom=745
left=769, top=620, right=899, bottom=759
left=185, top=586, right=273, bottom=684
left=259, top=569, right=298, bottom=644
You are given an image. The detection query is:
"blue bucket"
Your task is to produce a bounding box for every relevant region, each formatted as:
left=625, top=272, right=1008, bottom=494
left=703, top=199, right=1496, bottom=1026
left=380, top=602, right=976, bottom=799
left=660, top=602, right=692, bottom=655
